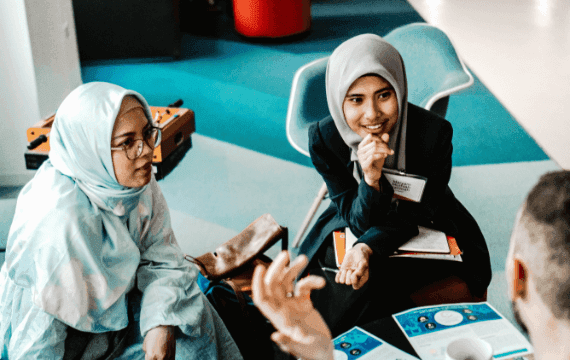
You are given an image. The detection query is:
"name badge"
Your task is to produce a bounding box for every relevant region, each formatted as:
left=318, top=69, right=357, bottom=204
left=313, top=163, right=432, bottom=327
left=383, top=168, right=427, bottom=203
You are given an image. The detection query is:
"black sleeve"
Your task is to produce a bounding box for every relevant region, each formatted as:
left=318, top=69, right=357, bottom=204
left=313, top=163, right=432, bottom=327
left=309, top=121, right=397, bottom=237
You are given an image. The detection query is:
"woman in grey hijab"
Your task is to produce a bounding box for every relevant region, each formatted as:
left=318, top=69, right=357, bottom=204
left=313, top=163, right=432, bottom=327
left=297, top=34, right=492, bottom=335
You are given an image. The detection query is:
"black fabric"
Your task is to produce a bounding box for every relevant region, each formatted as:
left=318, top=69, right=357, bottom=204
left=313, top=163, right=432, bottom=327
left=360, top=316, right=419, bottom=357
left=63, top=327, right=131, bottom=360
left=298, top=103, right=492, bottom=303
left=308, top=239, right=468, bottom=336
left=63, top=295, right=135, bottom=360
left=203, top=281, right=294, bottom=360
left=308, top=240, right=411, bottom=337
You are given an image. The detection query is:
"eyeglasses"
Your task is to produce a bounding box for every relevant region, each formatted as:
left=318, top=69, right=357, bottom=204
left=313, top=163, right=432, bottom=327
left=111, top=126, right=161, bottom=160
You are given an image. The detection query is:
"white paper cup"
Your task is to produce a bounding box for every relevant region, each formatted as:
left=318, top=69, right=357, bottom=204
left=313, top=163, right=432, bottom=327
left=445, top=338, right=493, bottom=360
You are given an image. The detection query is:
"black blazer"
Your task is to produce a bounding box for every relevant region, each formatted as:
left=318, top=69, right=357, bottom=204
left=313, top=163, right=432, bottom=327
left=298, top=104, right=492, bottom=296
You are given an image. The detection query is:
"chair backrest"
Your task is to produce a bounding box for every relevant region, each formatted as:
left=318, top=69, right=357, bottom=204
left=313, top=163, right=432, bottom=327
left=286, top=23, right=473, bottom=157
left=286, top=57, right=329, bottom=157
left=384, top=23, right=473, bottom=110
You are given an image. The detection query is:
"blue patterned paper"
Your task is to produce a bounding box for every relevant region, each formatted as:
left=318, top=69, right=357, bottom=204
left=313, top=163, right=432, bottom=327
left=394, top=303, right=501, bottom=337
left=333, top=327, right=383, bottom=358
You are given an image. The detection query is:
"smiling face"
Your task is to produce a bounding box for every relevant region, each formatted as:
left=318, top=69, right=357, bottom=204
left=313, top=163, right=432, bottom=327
left=342, top=75, right=399, bottom=138
left=111, top=96, right=153, bottom=188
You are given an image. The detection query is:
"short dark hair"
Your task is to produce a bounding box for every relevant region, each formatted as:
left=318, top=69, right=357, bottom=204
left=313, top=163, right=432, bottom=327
left=518, top=170, right=570, bottom=320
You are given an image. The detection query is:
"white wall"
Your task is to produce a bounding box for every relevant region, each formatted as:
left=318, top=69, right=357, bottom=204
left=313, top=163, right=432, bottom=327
left=25, top=0, right=82, bottom=119
left=0, top=0, right=82, bottom=186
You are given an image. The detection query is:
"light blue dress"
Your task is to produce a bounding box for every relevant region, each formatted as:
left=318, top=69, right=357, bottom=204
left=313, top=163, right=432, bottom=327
left=0, top=82, right=242, bottom=359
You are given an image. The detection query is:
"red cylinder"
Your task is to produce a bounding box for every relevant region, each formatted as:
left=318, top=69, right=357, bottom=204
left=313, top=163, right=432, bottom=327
left=232, top=0, right=311, bottom=38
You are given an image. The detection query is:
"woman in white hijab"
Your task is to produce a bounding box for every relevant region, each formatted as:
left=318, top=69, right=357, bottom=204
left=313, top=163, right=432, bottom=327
left=0, top=82, right=242, bottom=360
left=298, top=34, right=492, bottom=335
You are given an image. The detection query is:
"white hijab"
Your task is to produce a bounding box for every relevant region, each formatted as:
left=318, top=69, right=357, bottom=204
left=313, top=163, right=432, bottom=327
left=326, top=33, right=408, bottom=174
left=50, top=82, right=154, bottom=215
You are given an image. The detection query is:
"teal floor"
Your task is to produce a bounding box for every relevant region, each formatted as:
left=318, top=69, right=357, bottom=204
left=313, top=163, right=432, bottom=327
left=0, top=0, right=554, bottom=344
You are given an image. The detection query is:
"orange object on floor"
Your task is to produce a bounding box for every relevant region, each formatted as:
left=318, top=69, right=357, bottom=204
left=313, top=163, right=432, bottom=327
left=232, top=0, right=311, bottom=38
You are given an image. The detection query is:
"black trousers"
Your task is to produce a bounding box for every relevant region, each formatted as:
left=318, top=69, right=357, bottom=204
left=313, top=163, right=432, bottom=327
left=204, top=282, right=295, bottom=360
left=307, top=239, right=467, bottom=337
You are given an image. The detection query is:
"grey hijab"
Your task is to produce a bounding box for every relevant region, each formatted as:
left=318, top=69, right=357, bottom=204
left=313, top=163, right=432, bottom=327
left=326, top=33, right=408, bottom=176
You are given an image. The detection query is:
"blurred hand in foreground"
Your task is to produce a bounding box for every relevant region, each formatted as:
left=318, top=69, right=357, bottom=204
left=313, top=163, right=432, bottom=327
left=252, top=251, right=334, bottom=360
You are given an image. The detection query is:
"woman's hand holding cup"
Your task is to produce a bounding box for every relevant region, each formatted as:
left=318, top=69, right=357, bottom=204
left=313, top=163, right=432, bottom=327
left=357, top=133, right=394, bottom=191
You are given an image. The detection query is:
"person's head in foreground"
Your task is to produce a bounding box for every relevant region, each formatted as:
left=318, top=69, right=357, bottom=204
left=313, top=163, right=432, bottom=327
left=253, top=170, right=570, bottom=360
left=506, top=170, right=570, bottom=359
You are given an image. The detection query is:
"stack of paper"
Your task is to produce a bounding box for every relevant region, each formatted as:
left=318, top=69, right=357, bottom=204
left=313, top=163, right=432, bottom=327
left=390, top=226, right=463, bottom=262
